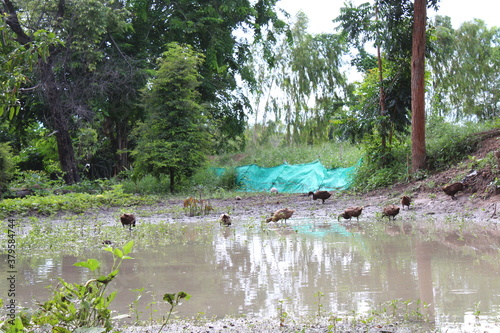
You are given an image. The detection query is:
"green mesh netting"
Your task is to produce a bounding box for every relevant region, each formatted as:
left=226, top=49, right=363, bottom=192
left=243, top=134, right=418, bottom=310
left=216, top=160, right=359, bottom=193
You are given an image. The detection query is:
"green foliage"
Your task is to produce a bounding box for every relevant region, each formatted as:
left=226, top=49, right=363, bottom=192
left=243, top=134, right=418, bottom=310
left=0, top=142, right=15, bottom=193
left=0, top=186, right=158, bottom=218
left=157, top=291, right=191, bottom=332
left=426, top=119, right=493, bottom=171
left=1, top=242, right=134, bottom=332
left=125, top=0, right=285, bottom=146
left=351, top=120, right=496, bottom=192
left=429, top=17, right=500, bottom=120
left=351, top=135, right=409, bottom=192
left=0, top=28, right=61, bottom=118
left=247, top=12, right=353, bottom=147
left=133, top=43, right=211, bottom=192
left=120, top=174, right=171, bottom=195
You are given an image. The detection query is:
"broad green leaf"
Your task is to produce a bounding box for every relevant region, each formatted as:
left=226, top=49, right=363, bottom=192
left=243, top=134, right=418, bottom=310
left=113, top=248, right=123, bottom=259
left=122, top=240, right=134, bottom=255
left=74, top=259, right=101, bottom=272
left=163, top=293, right=176, bottom=305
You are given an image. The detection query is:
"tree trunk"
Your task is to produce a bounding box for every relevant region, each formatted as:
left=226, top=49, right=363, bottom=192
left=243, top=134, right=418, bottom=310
left=41, top=61, right=80, bottom=184
left=375, top=4, right=387, bottom=152
left=169, top=167, right=175, bottom=193
left=105, top=116, right=130, bottom=176
left=411, top=0, right=427, bottom=173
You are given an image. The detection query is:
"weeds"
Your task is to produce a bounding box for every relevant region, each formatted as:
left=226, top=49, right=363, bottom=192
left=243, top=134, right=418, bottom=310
left=0, top=186, right=159, bottom=218
left=0, top=241, right=135, bottom=332
left=157, top=291, right=191, bottom=333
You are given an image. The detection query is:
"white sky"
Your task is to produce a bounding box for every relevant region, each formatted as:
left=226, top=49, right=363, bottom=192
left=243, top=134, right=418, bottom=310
left=277, top=0, right=499, bottom=34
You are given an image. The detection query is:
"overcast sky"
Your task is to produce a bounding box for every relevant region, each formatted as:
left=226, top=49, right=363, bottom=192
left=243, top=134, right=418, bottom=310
left=277, top=0, right=499, bottom=34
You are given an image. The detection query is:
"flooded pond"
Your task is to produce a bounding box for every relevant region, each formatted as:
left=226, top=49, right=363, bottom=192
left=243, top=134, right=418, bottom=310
left=3, top=217, right=500, bottom=331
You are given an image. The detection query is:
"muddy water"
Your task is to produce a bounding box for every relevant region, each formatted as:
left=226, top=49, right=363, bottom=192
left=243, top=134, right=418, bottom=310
left=4, top=218, right=500, bottom=330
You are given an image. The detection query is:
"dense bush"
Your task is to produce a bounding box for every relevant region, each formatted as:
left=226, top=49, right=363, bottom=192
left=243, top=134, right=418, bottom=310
left=0, top=143, right=15, bottom=193
left=350, top=134, right=410, bottom=192
left=426, top=120, right=493, bottom=171
left=350, top=119, right=496, bottom=192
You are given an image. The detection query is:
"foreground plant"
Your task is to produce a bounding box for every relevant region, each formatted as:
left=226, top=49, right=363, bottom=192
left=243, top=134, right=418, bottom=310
left=1, top=241, right=134, bottom=332
left=157, top=291, right=191, bottom=333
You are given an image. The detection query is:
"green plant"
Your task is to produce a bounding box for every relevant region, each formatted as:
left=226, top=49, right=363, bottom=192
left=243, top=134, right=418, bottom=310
left=277, top=300, right=288, bottom=327
left=157, top=291, right=191, bottom=333
left=129, top=288, right=145, bottom=324
left=2, top=241, right=135, bottom=332
left=314, top=291, right=324, bottom=317
left=473, top=301, right=481, bottom=321
left=183, top=187, right=213, bottom=216
left=0, top=142, right=15, bottom=194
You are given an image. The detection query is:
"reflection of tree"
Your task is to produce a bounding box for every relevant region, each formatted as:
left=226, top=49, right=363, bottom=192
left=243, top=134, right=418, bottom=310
left=416, top=241, right=435, bottom=322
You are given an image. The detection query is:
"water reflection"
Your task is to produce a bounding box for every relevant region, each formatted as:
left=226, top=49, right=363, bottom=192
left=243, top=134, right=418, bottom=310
left=2, top=219, right=500, bottom=330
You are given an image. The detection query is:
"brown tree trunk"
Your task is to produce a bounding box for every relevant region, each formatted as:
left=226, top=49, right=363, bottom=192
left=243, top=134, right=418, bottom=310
left=169, top=167, right=175, bottom=193
left=411, top=0, right=427, bottom=173
left=4, top=0, right=79, bottom=184
left=41, top=61, right=80, bottom=184
left=375, top=4, right=387, bottom=152
left=105, top=116, right=130, bottom=176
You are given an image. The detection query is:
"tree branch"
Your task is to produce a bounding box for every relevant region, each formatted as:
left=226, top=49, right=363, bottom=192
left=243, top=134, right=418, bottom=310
left=1, top=0, right=31, bottom=44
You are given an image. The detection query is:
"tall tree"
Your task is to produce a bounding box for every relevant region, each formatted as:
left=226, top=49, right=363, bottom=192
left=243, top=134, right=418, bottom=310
left=133, top=43, right=211, bottom=192
left=411, top=0, right=427, bottom=172
left=247, top=11, right=352, bottom=146
left=1, top=0, right=129, bottom=184
left=335, top=0, right=439, bottom=161
left=122, top=0, right=285, bottom=152
left=429, top=18, right=499, bottom=120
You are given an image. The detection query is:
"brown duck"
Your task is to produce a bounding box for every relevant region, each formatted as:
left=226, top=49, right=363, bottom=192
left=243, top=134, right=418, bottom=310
left=401, top=196, right=412, bottom=210
left=308, top=191, right=332, bottom=204
left=219, top=213, right=232, bottom=226
left=338, top=206, right=364, bottom=222
left=120, top=213, right=136, bottom=230
left=382, top=205, right=400, bottom=220
left=442, top=182, right=466, bottom=200
left=266, top=208, right=295, bottom=223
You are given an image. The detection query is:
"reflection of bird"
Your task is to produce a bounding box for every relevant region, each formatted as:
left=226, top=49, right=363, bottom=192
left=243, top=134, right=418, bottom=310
left=401, top=196, right=412, bottom=210
left=442, top=182, right=466, bottom=200
left=308, top=191, right=332, bottom=204
left=120, top=213, right=136, bottom=230
left=219, top=213, right=232, bottom=226
left=266, top=208, right=295, bottom=223
left=338, top=206, right=364, bottom=221
left=382, top=205, right=400, bottom=220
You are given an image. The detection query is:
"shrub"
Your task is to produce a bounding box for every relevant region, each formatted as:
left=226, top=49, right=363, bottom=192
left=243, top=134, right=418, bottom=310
left=0, top=143, right=15, bottom=193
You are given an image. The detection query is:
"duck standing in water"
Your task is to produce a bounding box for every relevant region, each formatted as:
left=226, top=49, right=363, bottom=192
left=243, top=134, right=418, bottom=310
left=382, top=205, right=400, bottom=220
left=338, top=206, right=364, bottom=222
left=266, top=208, right=295, bottom=223
left=120, top=213, right=136, bottom=230
left=219, top=213, right=232, bottom=226
left=308, top=191, right=332, bottom=204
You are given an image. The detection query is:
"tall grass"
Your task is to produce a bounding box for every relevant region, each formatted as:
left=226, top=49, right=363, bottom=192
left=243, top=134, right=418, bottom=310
left=211, top=141, right=364, bottom=169
left=121, top=119, right=498, bottom=195
left=350, top=119, right=498, bottom=192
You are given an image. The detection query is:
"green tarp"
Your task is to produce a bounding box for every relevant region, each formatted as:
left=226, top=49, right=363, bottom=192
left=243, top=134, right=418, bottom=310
left=226, top=160, right=358, bottom=193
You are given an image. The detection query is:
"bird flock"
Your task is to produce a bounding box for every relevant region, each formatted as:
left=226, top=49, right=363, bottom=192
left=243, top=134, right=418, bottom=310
left=218, top=181, right=467, bottom=227
left=117, top=181, right=467, bottom=230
